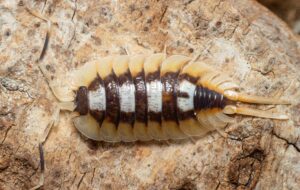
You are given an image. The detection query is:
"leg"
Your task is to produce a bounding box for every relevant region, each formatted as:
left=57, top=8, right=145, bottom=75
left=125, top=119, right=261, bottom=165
left=30, top=144, right=45, bottom=190
left=25, top=7, right=57, bottom=61
left=29, top=104, right=63, bottom=189
left=26, top=6, right=75, bottom=103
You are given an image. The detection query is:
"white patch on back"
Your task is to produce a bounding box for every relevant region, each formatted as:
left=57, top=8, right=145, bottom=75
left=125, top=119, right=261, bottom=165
left=147, top=80, right=162, bottom=113
left=88, top=85, right=106, bottom=111
left=119, top=83, right=135, bottom=112
left=177, top=80, right=196, bottom=112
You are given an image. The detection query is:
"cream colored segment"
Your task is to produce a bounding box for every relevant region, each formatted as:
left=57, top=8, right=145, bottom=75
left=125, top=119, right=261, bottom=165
left=99, top=120, right=120, bottom=142
left=147, top=81, right=162, bottom=112
left=203, top=72, right=238, bottom=93
left=117, top=123, right=137, bottom=142
left=144, top=53, right=165, bottom=75
left=162, top=121, right=187, bottom=139
left=72, top=61, right=98, bottom=87
left=215, top=112, right=233, bottom=123
left=181, top=61, right=213, bottom=78
left=144, top=54, right=164, bottom=113
left=147, top=121, right=168, bottom=140
left=119, top=83, right=135, bottom=112
left=96, top=57, right=113, bottom=79
left=200, top=72, right=220, bottom=86
left=211, top=75, right=232, bottom=86
left=179, top=118, right=210, bottom=137
left=133, top=122, right=152, bottom=141
left=197, top=72, right=221, bottom=92
left=113, top=56, right=135, bottom=113
left=128, top=55, right=145, bottom=77
left=183, top=61, right=239, bottom=92
left=196, top=71, right=236, bottom=94
left=161, top=55, right=191, bottom=75
left=196, top=111, right=211, bottom=129
left=197, top=111, right=228, bottom=137
left=73, top=115, right=102, bottom=141
left=112, top=55, right=129, bottom=76
left=205, top=111, right=228, bottom=128
left=219, top=82, right=239, bottom=91
left=177, top=80, right=196, bottom=112
left=88, top=86, right=106, bottom=111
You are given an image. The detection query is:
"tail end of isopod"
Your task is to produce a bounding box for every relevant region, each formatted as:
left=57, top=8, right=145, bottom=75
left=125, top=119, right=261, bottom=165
left=222, top=90, right=290, bottom=120
left=224, top=90, right=291, bottom=105
left=223, top=105, right=289, bottom=120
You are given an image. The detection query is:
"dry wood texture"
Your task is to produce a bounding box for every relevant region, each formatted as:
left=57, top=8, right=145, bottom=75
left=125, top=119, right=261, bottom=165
left=0, top=0, right=299, bottom=189
left=258, top=0, right=300, bottom=34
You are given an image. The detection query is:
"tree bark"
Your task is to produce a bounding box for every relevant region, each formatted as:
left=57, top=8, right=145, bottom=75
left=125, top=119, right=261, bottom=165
left=0, top=0, right=299, bottom=189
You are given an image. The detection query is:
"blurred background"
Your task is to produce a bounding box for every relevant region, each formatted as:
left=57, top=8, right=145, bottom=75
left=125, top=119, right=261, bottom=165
left=258, top=0, right=300, bottom=35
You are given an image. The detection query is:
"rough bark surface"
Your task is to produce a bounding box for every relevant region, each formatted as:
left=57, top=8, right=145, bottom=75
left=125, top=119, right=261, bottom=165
left=258, top=0, right=300, bottom=34
left=0, top=0, right=299, bottom=189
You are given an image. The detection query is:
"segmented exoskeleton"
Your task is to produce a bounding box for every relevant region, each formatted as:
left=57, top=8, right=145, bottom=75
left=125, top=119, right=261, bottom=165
left=24, top=4, right=289, bottom=144
left=50, top=54, right=289, bottom=142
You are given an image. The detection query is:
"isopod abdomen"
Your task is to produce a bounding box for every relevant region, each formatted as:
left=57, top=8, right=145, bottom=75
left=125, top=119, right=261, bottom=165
left=54, top=54, right=289, bottom=142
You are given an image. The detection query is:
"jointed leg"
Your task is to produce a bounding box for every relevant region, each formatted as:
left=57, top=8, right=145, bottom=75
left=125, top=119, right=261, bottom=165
left=30, top=144, right=45, bottom=190
left=25, top=7, right=57, bottom=61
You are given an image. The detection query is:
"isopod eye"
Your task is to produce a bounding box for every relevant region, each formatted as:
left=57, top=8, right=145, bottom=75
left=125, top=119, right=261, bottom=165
left=74, top=86, right=89, bottom=115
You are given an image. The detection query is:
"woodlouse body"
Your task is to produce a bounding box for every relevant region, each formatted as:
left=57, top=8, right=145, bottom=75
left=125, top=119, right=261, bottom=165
left=52, top=53, right=289, bottom=142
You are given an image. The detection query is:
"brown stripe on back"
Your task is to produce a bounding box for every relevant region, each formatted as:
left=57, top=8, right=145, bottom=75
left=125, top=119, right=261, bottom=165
left=178, top=73, right=198, bottom=83
left=88, top=75, right=105, bottom=125
left=161, top=72, right=179, bottom=124
left=118, top=70, right=135, bottom=126
left=178, top=110, right=195, bottom=120
left=177, top=74, right=198, bottom=120
left=133, top=71, right=147, bottom=124
left=103, top=72, right=120, bottom=126
left=74, top=86, right=89, bottom=115
left=146, top=70, right=161, bottom=123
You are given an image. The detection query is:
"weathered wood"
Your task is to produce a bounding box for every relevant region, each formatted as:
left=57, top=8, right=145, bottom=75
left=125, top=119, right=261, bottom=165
left=0, top=0, right=299, bottom=189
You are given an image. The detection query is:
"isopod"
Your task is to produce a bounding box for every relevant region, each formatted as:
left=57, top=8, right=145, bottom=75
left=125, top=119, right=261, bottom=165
left=25, top=6, right=289, bottom=143
left=48, top=53, right=289, bottom=142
